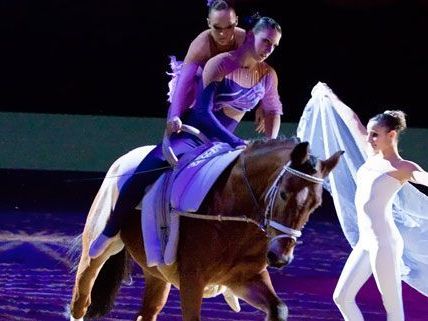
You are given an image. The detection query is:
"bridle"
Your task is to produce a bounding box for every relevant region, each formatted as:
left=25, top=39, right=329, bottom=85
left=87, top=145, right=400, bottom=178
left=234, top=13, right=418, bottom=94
left=241, top=156, right=323, bottom=243
left=173, top=151, right=324, bottom=243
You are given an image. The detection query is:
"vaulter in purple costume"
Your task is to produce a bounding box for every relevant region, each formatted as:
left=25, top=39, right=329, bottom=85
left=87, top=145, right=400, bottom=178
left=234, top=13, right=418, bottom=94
left=89, top=14, right=283, bottom=258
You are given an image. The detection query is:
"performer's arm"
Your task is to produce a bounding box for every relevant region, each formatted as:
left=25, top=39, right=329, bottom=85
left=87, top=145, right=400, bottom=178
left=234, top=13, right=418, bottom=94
left=316, top=82, right=372, bottom=155
left=324, top=85, right=368, bottom=140
left=259, top=68, right=282, bottom=139
left=167, top=63, right=200, bottom=120
left=264, top=113, right=281, bottom=139
left=193, top=55, right=245, bottom=148
left=254, top=104, right=265, bottom=134
left=166, top=34, right=209, bottom=133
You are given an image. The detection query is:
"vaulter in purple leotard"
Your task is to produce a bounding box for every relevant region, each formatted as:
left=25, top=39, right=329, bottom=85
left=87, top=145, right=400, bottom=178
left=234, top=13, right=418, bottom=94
left=89, top=15, right=283, bottom=258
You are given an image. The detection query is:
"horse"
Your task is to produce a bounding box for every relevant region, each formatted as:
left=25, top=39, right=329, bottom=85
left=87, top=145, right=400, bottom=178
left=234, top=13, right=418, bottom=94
left=69, top=137, right=343, bottom=321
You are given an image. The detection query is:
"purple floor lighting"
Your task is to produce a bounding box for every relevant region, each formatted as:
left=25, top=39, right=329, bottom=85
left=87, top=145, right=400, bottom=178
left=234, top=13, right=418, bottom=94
left=1, top=170, right=427, bottom=321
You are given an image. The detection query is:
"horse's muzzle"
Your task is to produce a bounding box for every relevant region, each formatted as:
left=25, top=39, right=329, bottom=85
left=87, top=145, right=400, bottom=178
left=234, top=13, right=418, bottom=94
left=267, top=251, right=293, bottom=269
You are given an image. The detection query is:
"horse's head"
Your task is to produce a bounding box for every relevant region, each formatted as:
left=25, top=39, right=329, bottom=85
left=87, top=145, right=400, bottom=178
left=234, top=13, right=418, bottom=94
left=263, top=141, right=343, bottom=269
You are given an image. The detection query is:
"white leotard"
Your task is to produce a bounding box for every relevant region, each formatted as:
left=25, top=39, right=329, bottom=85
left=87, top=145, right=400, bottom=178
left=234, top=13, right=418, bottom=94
left=297, top=82, right=428, bottom=320
left=355, top=158, right=403, bottom=250
left=333, top=157, right=405, bottom=321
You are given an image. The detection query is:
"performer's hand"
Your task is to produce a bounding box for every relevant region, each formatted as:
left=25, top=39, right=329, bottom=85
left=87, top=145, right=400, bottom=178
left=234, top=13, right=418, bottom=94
left=255, top=107, right=265, bottom=134
left=166, top=116, right=182, bottom=135
left=230, top=138, right=247, bottom=150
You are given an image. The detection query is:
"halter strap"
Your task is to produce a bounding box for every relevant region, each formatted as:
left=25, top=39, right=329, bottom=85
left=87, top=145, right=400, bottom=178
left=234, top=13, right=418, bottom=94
left=262, top=161, right=324, bottom=239
left=269, top=221, right=302, bottom=238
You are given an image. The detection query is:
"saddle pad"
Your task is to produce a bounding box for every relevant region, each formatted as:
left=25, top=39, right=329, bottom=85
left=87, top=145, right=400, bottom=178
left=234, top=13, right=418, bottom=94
left=141, top=143, right=243, bottom=267
left=171, top=143, right=243, bottom=212
left=142, top=170, right=174, bottom=267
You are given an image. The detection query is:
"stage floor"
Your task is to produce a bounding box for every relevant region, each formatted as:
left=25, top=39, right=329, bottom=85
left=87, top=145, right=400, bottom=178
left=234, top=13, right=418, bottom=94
left=1, top=170, right=427, bottom=321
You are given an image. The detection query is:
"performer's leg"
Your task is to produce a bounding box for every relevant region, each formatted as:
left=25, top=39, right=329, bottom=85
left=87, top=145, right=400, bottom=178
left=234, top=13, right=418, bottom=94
left=333, top=243, right=372, bottom=321
left=103, top=146, right=168, bottom=237
left=369, top=241, right=404, bottom=321
left=89, top=135, right=200, bottom=258
left=89, top=144, right=168, bottom=258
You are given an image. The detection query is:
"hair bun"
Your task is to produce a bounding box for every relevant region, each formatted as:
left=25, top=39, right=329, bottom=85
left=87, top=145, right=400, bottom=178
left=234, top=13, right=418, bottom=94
left=241, top=12, right=261, bottom=29
left=207, top=0, right=232, bottom=8
left=384, top=110, right=407, bottom=131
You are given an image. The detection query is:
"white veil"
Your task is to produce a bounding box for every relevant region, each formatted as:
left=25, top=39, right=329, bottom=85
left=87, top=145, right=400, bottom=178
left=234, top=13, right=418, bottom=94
left=297, top=82, right=428, bottom=296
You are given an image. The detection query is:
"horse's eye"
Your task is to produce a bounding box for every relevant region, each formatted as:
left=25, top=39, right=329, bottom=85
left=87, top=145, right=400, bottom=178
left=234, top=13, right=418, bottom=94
left=280, top=191, right=287, bottom=200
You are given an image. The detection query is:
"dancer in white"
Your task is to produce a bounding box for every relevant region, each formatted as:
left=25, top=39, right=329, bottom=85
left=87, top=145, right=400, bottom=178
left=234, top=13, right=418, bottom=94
left=297, top=82, right=428, bottom=321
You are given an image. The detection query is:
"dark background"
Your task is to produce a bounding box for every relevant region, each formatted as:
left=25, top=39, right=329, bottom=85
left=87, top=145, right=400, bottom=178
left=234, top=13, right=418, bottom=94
left=1, top=0, right=427, bottom=128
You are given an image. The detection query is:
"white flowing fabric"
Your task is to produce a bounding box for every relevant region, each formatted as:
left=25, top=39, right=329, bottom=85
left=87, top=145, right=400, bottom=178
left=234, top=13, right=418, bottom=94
left=297, top=82, right=428, bottom=296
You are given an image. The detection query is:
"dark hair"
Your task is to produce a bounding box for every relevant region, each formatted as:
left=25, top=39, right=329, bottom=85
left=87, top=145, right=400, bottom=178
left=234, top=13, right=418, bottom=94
left=207, top=0, right=234, bottom=14
left=241, top=13, right=282, bottom=34
left=370, top=110, right=407, bottom=134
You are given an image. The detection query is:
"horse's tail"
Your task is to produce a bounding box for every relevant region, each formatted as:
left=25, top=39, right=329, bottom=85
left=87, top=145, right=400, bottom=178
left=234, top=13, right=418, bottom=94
left=67, top=234, right=133, bottom=318
left=68, top=234, right=83, bottom=273
left=85, top=249, right=132, bottom=318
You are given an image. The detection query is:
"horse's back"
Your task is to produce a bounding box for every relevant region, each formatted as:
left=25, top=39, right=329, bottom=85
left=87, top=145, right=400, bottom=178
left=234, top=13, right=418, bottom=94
left=83, top=145, right=156, bottom=243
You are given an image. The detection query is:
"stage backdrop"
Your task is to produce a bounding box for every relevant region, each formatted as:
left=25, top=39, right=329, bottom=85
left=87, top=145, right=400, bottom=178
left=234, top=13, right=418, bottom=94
left=1, top=112, right=427, bottom=172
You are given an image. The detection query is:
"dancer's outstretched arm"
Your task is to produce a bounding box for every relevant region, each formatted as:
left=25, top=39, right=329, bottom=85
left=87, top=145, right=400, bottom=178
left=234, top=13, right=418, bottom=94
left=319, top=82, right=369, bottom=154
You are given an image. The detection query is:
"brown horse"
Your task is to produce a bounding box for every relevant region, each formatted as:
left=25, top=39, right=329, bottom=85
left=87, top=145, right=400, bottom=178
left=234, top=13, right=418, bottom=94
left=69, top=138, right=343, bottom=321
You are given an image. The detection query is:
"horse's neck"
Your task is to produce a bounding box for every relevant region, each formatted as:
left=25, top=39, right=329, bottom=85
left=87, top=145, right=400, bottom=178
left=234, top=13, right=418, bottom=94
left=247, top=143, right=292, bottom=185
left=215, top=143, right=291, bottom=215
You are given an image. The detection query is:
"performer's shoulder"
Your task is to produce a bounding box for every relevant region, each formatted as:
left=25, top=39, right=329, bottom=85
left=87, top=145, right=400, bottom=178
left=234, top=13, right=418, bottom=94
left=234, top=27, right=246, bottom=46
left=192, top=29, right=211, bottom=45
left=258, top=62, right=278, bottom=79
left=205, top=52, right=233, bottom=70
left=398, top=159, right=423, bottom=173
left=185, top=30, right=212, bottom=62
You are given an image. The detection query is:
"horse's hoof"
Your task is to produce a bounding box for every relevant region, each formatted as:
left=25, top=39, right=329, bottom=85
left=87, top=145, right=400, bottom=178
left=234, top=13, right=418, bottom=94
left=223, top=289, right=241, bottom=312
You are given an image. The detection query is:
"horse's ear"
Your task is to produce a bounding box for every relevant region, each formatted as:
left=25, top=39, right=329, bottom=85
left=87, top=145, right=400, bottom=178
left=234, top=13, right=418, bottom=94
left=320, top=150, right=345, bottom=177
left=290, top=142, right=310, bottom=165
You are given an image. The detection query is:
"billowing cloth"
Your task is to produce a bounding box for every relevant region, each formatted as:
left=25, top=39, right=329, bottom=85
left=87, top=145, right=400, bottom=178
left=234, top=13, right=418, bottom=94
left=297, top=82, right=428, bottom=296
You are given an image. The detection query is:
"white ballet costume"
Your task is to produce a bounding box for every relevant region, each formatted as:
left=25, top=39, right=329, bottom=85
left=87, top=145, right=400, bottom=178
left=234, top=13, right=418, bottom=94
left=333, top=157, right=405, bottom=321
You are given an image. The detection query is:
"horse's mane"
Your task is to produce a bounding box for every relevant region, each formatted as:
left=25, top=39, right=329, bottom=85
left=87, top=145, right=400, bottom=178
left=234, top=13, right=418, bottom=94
left=246, top=135, right=301, bottom=149
left=245, top=135, right=319, bottom=173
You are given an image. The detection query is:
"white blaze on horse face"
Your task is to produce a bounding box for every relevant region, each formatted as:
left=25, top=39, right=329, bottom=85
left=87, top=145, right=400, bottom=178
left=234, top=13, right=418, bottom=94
left=279, top=186, right=310, bottom=227
left=296, top=188, right=309, bottom=207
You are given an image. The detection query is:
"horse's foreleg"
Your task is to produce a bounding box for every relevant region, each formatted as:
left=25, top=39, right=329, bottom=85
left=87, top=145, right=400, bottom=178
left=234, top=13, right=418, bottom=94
left=137, top=270, right=171, bottom=321
left=178, top=272, right=205, bottom=321
left=231, top=270, right=288, bottom=321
